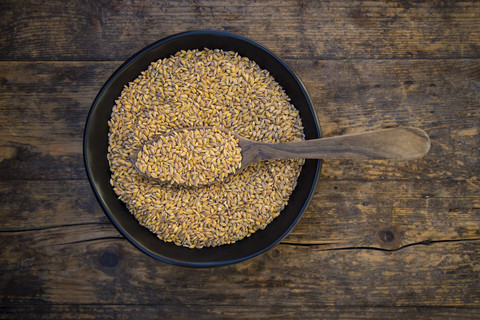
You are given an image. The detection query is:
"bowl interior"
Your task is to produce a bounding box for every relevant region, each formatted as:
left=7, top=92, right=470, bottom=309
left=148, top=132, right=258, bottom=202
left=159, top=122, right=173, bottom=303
left=84, top=30, right=321, bottom=267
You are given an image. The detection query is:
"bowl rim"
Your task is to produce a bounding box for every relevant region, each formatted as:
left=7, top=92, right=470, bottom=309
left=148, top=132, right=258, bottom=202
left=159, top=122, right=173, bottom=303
left=83, top=30, right=322, bottom=267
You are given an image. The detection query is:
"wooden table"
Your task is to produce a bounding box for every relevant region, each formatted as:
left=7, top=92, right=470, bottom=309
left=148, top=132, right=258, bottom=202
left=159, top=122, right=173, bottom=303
left=1, top=1, right=479, bottom=318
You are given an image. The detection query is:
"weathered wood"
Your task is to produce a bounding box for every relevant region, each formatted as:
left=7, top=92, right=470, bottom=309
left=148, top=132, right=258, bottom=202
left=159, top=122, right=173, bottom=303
left=293, top=59, right=480, bottom=136
left=0, top=180, right=108, bottom=229
left=3, top=305, right=479, bottom=320
left=1, top=179, right=478, bottom=251
left=2, top=305, right=479, bottom=320
left=1, top=0, right=480, bottom=318
left=1, top=237, right=479, bottom=311
left=293, top=179, right=480, bottom=247
left=1, top=0, right=479, bottom=60
left=0, top=61, right=116, bottom=180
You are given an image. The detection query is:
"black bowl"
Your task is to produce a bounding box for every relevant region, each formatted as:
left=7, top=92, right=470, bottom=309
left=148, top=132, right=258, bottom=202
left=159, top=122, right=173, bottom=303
left=84, top=30, right=322, bottom=267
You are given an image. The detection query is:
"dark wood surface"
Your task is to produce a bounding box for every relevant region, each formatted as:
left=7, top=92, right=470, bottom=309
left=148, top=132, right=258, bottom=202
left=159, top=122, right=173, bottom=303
left=1, top=1, right=479, bottom=319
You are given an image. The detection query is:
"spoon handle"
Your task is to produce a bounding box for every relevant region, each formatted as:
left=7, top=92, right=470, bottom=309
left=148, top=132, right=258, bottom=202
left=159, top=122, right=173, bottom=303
left=241, top=127, right=430, bottom=163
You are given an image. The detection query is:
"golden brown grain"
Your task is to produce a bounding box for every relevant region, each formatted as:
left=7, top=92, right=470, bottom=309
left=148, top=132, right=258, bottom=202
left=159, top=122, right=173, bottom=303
left=134, top=127, right=242, bottom=186
left=108, top=48, right=305, bottom=248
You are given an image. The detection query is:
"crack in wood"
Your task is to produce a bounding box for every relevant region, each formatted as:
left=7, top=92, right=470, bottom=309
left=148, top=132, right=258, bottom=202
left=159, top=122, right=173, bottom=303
left=0, top=222, right=112, bottom=233
left=281, top=238, right=480, bottom=252
left=54, top=236, right=125, bottom=246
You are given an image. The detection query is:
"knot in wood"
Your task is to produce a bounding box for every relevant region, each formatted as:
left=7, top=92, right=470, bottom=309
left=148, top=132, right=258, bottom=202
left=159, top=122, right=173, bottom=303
left=378, top=229, right=395, bottom=243
left=98, top=251, right=119, bottom=268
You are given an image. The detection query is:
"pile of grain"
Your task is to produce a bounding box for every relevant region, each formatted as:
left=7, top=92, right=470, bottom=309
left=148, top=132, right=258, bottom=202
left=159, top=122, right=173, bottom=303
left=134, top=127, right=242, bottom=186
left=108, top=48, right=305, bottom=248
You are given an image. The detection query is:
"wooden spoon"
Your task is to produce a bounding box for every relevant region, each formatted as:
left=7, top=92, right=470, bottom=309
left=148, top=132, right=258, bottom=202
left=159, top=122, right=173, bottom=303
left=133, top=126, right=430, bottom=186
left=237, top=126, right=430, bottom=167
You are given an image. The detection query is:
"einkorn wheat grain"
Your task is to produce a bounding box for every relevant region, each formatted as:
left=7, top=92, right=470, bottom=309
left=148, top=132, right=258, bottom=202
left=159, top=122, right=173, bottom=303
left=135, top=127, right=242, bottom=186
left=108, top=49, right=305, bottom=248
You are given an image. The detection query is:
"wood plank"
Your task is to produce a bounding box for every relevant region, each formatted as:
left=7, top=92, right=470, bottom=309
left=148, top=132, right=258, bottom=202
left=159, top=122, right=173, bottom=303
left=1, top=0, right=479, bottom=60
left=0, top=178, right=478, bottom=249
left=1, top=237, right=479, bottom=309
left=1, top=1, right=479, bottom=318
left=0, top=180, right=108, bottom=229
left=0, top=61, right=117, bottom=180
left=0, top=60, right=478, bottom=180
left=2, top=305, right=479, bottom=320
left=292, top=179, right=480, bottom=247
left=290, top=59, right=480, bottom=135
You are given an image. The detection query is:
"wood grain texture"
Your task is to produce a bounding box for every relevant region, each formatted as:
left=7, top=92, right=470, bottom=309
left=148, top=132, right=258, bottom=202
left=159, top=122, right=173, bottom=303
left=1, top=0, right=480, bottom=319
left=2, top=306, right=479, bottom=320
left=2, top=178, right=478, bottom=249
left=3, top=306, right=479, bottom=320
left=1, top=0, right=479, bottom=60
left=1, top=237, right=479, bottom=315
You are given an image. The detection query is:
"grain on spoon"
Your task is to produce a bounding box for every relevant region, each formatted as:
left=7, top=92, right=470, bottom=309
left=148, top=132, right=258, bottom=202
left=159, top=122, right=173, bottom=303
left=134, top=127, right=242, bottom=186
